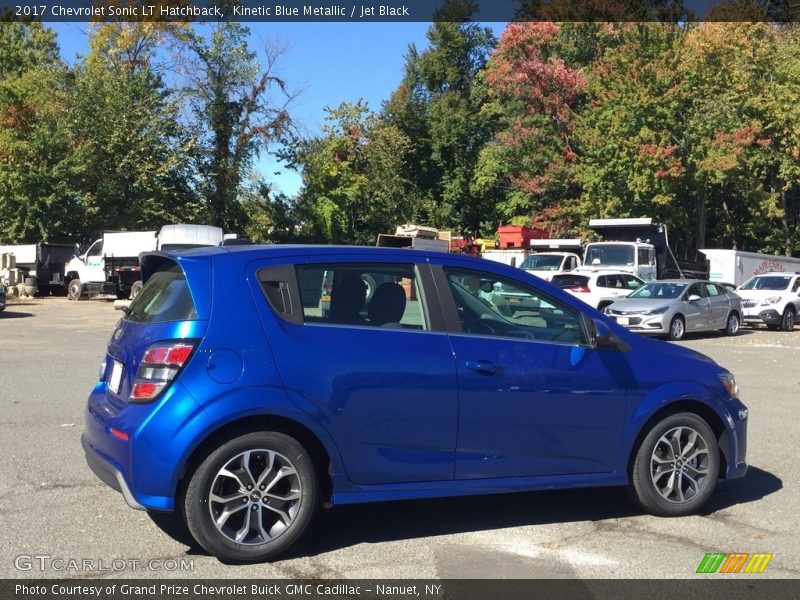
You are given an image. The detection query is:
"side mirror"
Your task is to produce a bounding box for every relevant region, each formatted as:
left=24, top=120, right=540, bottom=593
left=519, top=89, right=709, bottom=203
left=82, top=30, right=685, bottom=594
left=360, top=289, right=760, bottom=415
left=688, top=294, right=701, bottom=302
left=584, top=316, right=631, bottom=351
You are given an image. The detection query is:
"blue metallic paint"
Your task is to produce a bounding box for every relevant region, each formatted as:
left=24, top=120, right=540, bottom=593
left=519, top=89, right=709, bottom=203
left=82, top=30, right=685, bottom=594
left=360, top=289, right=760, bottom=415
left=82, top=245, right=748, bottom=514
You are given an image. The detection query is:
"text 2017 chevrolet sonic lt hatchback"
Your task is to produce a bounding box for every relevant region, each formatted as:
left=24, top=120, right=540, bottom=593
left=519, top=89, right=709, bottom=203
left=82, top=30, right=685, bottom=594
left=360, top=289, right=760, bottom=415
left=83, top=245, right=748, bottom=562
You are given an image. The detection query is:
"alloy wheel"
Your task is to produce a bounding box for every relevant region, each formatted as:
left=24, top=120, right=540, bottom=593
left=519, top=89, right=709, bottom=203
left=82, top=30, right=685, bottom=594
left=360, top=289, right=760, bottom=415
left=649, top=426, right=710, bottom=504
left=208, top=449, right=302, bottom=545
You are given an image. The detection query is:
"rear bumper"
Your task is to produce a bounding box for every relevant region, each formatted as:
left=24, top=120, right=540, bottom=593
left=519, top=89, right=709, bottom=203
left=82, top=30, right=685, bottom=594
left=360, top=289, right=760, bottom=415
left=82, top=433, right=145, bottom=510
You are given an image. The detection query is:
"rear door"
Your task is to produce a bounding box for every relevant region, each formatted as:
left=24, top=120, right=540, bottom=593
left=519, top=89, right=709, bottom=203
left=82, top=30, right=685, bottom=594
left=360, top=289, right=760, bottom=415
left=253, top=257, right=459, bottom=485
left=433, top=264, right=629, bottom=479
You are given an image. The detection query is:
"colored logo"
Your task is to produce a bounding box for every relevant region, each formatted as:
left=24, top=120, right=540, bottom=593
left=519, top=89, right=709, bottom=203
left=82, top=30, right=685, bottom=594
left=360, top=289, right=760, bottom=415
left=697, top=552, right=773, bottom=574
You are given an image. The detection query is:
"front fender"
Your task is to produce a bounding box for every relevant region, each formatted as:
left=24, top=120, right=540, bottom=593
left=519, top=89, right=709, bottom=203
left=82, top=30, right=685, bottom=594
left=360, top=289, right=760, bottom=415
left=622, top=380, right=730, bottom=464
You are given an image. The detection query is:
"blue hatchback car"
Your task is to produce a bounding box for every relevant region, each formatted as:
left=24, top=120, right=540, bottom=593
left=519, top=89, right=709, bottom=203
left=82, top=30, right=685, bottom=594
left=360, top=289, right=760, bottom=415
left=83, top=245, right=748, bottom=562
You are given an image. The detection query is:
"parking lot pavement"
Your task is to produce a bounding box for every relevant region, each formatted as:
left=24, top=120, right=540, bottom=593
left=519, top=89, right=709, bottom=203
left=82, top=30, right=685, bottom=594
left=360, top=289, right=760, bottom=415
left=0, top=298, right=798, bottom=579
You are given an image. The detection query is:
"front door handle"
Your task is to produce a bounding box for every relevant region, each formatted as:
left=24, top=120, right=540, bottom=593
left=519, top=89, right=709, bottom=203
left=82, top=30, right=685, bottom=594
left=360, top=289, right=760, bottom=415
left=465, top=359, right=500, bottom=375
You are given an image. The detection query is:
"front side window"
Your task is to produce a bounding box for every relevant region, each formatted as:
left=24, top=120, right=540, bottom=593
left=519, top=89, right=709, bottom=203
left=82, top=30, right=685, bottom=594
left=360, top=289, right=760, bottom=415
left=443, top=267, right=587, bottom=345
left=296, top=264, right=427, bottom=330
left=623, top=275, right=644, bottom=289
left=704, top=283, right=720, bottom=297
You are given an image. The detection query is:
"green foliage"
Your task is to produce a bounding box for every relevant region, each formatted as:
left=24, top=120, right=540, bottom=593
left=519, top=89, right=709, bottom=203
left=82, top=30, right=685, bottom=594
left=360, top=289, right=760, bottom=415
left=0, top=23, right=82, bottom=243
left=381, top=1, right=498, bottom=235
left=185, top=23, right=294, bottom=233
left=286, top=101, right=414, bottom=245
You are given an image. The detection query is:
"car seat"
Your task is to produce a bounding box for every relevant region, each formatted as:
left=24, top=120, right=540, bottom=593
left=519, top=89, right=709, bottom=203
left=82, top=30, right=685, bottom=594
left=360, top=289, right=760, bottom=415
left=367, top=282, right=407, bottom=327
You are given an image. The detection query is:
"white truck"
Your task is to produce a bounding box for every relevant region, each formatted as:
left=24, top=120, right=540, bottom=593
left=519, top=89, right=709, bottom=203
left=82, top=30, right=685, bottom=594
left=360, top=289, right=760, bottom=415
left=582, top=218, right=708, bottom=282
left=519, top=239, right=583, bottom=281
left=65, top=224, right=224, bottom=300
left=700, top=249, right=800, bottom=287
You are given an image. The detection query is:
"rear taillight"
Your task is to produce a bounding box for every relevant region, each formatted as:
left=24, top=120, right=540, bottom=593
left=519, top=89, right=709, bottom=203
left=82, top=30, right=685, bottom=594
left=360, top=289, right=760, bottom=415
left=130, top=342, right=195, bottom=402
left=569, top=286, right=591, bottom=293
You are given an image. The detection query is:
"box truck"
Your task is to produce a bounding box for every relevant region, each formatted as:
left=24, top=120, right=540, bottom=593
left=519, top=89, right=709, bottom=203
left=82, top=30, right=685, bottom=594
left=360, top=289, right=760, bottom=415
left=700, top=249, right=800, bottom=287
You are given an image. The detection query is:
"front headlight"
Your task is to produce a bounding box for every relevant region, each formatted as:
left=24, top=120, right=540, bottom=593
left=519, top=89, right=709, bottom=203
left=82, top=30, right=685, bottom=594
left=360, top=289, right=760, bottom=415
left=718, top=372, right=739, bottom=399
left=761, top=296, right=782, bottom=306
left=643, top=306, right=668, bottom=316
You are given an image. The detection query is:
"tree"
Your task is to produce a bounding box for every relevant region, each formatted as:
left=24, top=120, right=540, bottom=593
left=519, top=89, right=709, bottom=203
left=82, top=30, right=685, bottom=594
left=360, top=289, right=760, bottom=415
left=67, top=30, right=199, bottom=236
left=183, top=23, right=295, bottom=232
left=383, top=0, right=497, bottom=235
left=0, top=22, right=83, bottom=242
left=287, top=101, right=414, bottom=245
left=478, top=22, right=587, bottom=231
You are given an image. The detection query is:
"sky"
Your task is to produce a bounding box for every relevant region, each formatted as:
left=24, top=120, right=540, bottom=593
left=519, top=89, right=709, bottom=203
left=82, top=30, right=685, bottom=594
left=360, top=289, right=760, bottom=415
left=50, top=21, right=507, bottom=198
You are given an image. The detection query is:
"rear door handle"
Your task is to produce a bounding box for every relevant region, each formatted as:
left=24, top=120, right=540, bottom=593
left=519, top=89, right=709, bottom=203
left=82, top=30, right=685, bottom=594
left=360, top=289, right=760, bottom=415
left=465, top=359, right=500, bottom=375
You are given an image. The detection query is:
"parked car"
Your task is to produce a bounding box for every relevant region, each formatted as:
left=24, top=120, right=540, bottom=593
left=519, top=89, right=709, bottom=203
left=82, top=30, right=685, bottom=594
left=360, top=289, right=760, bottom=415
left=736, top=272, right=800, bottom=331
left=0, top=281, right=6, bottom=312
left=551, top=270, right=644, bottom=310
left=83, top=246, right=748, bottom=563
left=605, top=280, right=743, bottom=340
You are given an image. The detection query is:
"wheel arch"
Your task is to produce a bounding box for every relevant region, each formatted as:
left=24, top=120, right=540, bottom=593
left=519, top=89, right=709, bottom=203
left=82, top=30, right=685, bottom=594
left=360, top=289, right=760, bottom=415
left=626, top=399, right=728, bottom=479
left=176, top=414, right=335, bottom=506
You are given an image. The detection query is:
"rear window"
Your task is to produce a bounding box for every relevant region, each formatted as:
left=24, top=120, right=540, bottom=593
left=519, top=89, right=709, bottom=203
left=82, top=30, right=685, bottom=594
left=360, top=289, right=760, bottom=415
left=551, top=274, right=589, bottom=288
left=124, top=263, right=197, bottom=323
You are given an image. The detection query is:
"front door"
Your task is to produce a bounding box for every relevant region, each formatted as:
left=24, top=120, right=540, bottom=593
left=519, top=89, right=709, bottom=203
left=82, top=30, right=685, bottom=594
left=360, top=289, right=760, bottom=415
left=437, top=265, right=629, bottom=479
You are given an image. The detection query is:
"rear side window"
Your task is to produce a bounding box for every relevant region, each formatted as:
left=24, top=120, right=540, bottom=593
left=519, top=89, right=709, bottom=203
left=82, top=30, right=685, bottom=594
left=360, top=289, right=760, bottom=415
left=551, top=274, right=589, bottom=289
left=125, top=263, right=197, bottom=323
left=295, top=264, right=428, bottom=330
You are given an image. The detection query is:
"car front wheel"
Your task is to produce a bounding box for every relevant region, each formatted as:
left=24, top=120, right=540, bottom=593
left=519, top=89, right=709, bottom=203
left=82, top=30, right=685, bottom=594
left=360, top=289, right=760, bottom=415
left=781, top=307, right=796, bottom=332
left=184, top=431, right=319, bottom=562
left=668, top=315, right=685, bottom=341
left=629, top=412, right=719, bottom=516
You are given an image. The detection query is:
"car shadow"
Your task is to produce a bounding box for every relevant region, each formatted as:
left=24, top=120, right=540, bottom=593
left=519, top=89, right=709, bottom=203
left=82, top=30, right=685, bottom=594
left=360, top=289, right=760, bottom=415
left=700, top=466, right=783, bottom=514
left=294, top=466, right=782, bottom=558
left=171, top=467, right=782, bottom=561
left=0, top=310, right=33, bottom=319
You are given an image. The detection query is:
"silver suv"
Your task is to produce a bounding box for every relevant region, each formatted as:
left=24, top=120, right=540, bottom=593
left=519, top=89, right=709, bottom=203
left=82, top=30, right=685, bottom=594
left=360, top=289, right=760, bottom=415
left=737, top=272, right=800, bottom=331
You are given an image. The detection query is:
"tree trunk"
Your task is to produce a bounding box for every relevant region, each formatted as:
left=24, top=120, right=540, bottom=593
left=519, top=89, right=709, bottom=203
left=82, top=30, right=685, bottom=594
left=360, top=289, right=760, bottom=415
left=696, top=186, right=706, bottom=250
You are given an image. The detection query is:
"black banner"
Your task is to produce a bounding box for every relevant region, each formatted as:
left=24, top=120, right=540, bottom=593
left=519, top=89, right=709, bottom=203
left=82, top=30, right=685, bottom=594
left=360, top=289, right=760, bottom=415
left=1, top=0, right=799, bottom=23
left=4, top=580, right=800, bottom=600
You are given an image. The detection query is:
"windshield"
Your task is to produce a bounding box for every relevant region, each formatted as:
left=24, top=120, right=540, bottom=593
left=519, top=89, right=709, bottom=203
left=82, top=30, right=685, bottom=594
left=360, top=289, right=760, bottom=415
left=125, top=263, right=197, bottom=323
left=585, top=244, right=635, bottom=267
left=740, top=275, right=792, bottom=291
left=628, top=282, right=688, bottom=300
left=520, top=255, right=563, bottom=270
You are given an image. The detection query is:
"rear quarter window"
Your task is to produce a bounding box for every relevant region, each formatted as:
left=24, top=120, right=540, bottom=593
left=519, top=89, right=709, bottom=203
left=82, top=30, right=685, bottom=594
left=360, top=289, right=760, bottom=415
left=125, top=263, right=197, bottom=323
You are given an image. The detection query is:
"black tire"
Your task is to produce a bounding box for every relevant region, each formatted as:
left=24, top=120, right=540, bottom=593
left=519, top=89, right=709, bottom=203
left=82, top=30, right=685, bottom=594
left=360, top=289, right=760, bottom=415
left=629, top=412, right=719, bottom=516
left=67, top=279, right=84, bottom=301
left=129, top=280, right=143, bottom=300
left=184, top=431, right=319, bottom=563
left=148, top=510, right=198, bottom=548
left=724, top=312, right=740, bottom=336
left=667, top=315, right=685, bottom=341
left=781, top=307, right=796, bottom=332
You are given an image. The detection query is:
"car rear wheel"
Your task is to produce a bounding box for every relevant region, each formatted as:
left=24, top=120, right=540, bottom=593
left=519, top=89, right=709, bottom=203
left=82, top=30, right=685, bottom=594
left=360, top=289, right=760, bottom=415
left=668, top=315, right=685, bottom=341
left=629, top=412, right=719, bottom=516
left=781, top=307, right=796, bottom=332
left=184, top=431, right=319, bottom=563
left=724, top=312, right=740, bottom=336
